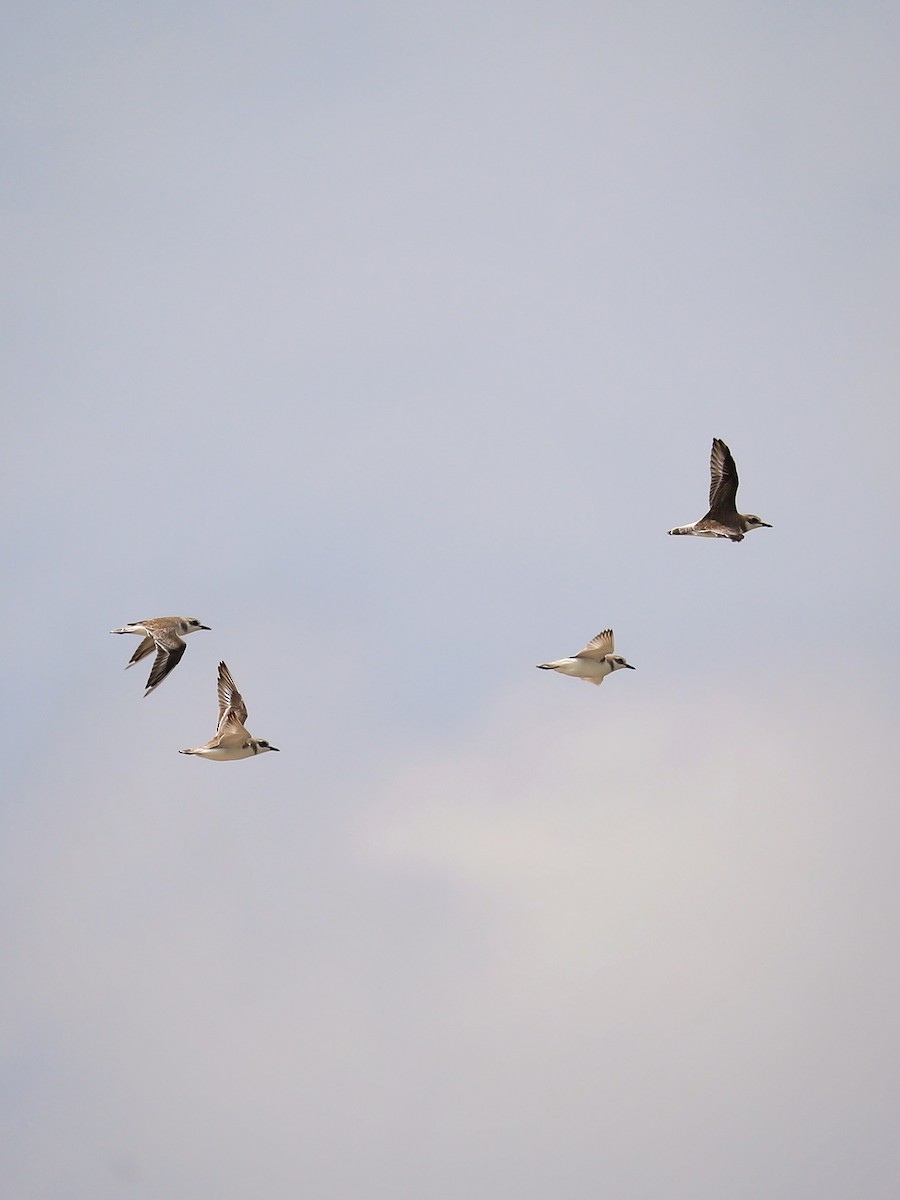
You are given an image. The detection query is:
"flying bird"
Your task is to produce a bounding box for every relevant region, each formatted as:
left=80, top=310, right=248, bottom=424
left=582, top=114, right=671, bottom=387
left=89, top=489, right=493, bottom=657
left=668, top=438, right=772, bottom=542
left=179, top=661, right=279, bottom=761
left=110, top=616, right=210, bottom=696
left=537, top=629, right=635, bottom=686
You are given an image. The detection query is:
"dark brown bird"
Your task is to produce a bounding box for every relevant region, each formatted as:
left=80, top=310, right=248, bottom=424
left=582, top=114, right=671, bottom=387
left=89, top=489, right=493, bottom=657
left=668, top=438, right=771, bottom=542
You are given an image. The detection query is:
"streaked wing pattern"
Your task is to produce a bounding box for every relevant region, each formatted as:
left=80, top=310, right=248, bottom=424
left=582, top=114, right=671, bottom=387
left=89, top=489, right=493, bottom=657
left=216, top=661, right=249, bottom=731
left=709, top=438, right=739, bottom=514
left=126, top=636, right=156, bottom=668
left=145, top=640, right=186, bottom=694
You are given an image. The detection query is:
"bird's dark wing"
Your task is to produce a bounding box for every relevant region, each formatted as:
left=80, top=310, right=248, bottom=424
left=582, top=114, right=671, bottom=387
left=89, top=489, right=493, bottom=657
left=144, top=639, right=186, bottom=695
left=708, top=438, right=739, bottom=514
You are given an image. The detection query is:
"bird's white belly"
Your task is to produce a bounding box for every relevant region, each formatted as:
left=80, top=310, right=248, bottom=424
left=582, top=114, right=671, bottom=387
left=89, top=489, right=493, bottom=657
left=555, top=658, right=610, bottom=681
left=195, top=744, right=256, bottom=761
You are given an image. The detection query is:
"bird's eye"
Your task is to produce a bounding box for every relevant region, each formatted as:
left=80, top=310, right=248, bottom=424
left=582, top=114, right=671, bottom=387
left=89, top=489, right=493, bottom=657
left=260, top=741, right=268, bottom=747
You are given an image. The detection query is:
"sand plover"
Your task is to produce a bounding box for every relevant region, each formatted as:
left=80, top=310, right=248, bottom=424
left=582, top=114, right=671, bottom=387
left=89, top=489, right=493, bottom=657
left=537, top=629, right=635, bottom=686
left=668, top=438, right=771, bottom=542
left=110, top=616, right=210, bottom=696
left=179, top=661, right=279, bottom=761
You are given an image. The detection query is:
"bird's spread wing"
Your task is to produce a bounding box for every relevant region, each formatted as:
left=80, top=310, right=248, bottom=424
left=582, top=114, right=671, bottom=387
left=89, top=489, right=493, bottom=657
left=709, top=438, right=739, bottom=513
left=212, top=727, right=250, bottom=751
left=145, top=640, right=186, bottom=694
left=216, top=661, right=249, bottom=732
left=574, top=629, right=614, bottom=660
left=127, top=636, right=157, bottom=668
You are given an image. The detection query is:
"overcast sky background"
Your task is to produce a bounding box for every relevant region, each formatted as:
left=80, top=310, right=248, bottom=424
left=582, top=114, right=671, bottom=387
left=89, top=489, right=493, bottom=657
left=3, top=2, right=900, bottom=1197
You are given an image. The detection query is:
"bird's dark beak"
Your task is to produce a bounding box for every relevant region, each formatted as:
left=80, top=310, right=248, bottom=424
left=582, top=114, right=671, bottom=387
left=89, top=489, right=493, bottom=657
left=270, top=746, right=280, bottom=752
left=762, top=522, right=773, bottom=528
left=626, top=663, right=636, bottom=669
left=200, top=625, right=211, bottom=630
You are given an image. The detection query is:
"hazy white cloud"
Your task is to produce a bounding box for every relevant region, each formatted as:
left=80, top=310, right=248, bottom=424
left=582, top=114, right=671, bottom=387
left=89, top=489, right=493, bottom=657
left=3, top=2, right=900, bottom=1197
left=5, top=677, right=900, bottom=1197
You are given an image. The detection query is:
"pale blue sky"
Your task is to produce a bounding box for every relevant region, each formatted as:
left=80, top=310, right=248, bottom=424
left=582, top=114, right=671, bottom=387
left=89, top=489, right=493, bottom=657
left=3, top=3, right=900, bottom=1197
